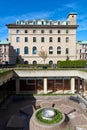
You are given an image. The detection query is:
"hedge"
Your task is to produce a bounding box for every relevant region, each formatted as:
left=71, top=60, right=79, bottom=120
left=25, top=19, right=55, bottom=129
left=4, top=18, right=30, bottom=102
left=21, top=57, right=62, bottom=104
left=57, top=60, right=86, bottom=68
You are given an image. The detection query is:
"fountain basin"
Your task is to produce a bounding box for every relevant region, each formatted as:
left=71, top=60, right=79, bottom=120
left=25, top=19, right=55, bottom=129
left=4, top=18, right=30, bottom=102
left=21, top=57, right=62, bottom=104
left=30, top=107, right=65, bottom=130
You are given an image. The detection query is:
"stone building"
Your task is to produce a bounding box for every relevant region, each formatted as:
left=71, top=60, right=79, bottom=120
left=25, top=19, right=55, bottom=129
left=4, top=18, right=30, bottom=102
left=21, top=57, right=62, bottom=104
left=0, top=40, right=9, bottom=64
left=6, top=12, right=78, bottom=64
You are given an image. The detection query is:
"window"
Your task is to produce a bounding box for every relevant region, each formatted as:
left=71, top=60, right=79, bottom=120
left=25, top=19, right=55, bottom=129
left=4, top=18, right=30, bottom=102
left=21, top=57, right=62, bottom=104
left=42, top=21, right=44, bottom=25
left=49, top=37, right=53, bottom=42
left=41, top=37, right=45, bottom=42
left=33, top=30, right=36, bottom=33
left=33, top=37, right=36, bottom=42
left=25, top=30, right=28, bottom=33
left=66, top=37, right=69, bottom=43
left=58, top=21, right=60, bottom=25
left=41, top=30, right=44, bottom=33
left=24, top=46, right=28, bottom=54
left=49, top=46, right=53, bottom=54
left=49, top=30, right=52, bottom=33
left=16, top=48, right=20, bottom=55
left=16, top=37, right=20, bottom=42
left=66, top=21, right=69, bottom=25
left=58, top=30, right=61, bottom=34
left=66, top=30, right=69, bottom=33
left=32, top=46, right=37, bottom=54
left=33, top=60, right=37, bottom=64
left=66, top=48, right=69, bottom=54
left=16, top=30, right=20, bottom=33
left=25, top=37, right=28, bottom=42
left=57, top=46, right=61, bottom=54
left=58, top=37, right=61, bottom=42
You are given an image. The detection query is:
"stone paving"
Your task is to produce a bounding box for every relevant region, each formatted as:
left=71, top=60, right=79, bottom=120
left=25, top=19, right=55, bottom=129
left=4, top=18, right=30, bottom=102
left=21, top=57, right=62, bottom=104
left=0, top=95, right=87, bottom=130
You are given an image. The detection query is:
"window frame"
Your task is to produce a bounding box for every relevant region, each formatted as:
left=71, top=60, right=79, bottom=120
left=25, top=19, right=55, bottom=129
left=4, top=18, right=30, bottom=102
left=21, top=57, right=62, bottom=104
left=25, top=37, right=28, bottom=42
left=16, top=37, right=20, bottom=42
left=57, top=46, right=61, bottom=54
left=24, top=46, right=29, bottom=54
left=49, top=37, right=53, bottom=42
left=25, top=30, right=28, bottom=33
left=58, top=37, right=61, bottom=42
left=49, top=46, right=53, bottom=54
left=33, top=37, right=36, bottom=42
left=41, top=37, right=45, bottom=42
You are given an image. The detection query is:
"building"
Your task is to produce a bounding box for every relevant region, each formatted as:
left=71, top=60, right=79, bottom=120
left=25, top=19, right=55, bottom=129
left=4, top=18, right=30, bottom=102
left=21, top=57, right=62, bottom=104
left=6, top=12, right=78, bottom=64
left=0, top=40, right=9, bottom=64
left=76, top=41, right=87, bottom=60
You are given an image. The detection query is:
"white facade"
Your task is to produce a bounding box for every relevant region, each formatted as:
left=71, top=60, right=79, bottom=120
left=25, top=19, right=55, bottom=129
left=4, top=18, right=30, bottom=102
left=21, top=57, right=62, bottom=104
left=7, top=13, right=78, bottom=64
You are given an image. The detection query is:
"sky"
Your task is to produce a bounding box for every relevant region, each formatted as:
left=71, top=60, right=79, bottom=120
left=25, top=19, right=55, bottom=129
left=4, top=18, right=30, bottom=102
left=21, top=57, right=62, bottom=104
left=0, top=0, right=87, bottom=41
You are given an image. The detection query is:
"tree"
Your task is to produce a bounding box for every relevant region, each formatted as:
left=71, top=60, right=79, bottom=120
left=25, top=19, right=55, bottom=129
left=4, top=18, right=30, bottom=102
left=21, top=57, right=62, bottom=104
left=16, top=56, right=20, bottom=64
left=38, top=47, right=47, bottom=66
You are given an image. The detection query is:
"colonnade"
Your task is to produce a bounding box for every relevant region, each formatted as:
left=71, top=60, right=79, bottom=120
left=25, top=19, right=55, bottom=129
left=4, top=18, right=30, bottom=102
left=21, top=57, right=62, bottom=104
left=15, top=77, right=80, bottom=94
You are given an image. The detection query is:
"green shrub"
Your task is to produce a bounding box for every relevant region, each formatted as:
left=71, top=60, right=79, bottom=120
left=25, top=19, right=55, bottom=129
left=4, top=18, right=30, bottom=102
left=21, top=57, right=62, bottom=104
left=57, top=60, right=86, bottom=68
left=35, top=108, right=63, bottom=124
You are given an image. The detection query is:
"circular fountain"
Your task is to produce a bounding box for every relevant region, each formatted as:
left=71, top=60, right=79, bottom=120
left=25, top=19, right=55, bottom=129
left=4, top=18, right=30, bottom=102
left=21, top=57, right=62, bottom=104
left=41, top=108, right=56, bottom=120
left=30, top=107, right=65, bottom=130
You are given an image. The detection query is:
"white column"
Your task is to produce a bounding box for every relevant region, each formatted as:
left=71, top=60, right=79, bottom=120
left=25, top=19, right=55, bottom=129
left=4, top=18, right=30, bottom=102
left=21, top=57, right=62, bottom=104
left=84, top=80, right=87, bottom=96
left=44, top=78, right=47, bottom=94
left=71, top=78, right=75, bottom=94
left=16, top=78, right=20, bottom=94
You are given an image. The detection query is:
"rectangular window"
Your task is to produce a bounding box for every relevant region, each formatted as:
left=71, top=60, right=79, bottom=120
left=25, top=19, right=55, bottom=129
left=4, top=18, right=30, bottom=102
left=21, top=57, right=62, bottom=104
left=16, top=48, right=20, bottom=55
left=58, top=30, right=61, bottom=34
left=66, top=48, right=69, bottom=54
left=33, top=30, right=36, bottom=33
left=16, top=37, right=20, bottom=42
left=66, top=30, right=69, bottom=33
left=49, top=37, right=53, bottom=42
left=49, top=30, right=52, bottom=33
left=41, top=37, right=45, bottom=42
left=41, top=30, right=44, bottom=33
left=25, top=30, right=28, bottom=33
left=25, top=37, right=28, bottom=42
left=33, top=37, right=36, bottom=42
left=66, top=37, right=69, bottom=43
left=58, top=37, right=61, bottom=42
left=16, top=30, right=20, bottom=33
left=58, top=21, right=60, bottom=25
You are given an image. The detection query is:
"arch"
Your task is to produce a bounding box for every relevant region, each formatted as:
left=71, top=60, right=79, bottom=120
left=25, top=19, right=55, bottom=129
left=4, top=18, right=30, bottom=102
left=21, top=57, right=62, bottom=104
left=24, top=61, right=29, bottom=64
left=33, top=60, right=37, bottom=64
left=49, top=60, right=53, bottom=65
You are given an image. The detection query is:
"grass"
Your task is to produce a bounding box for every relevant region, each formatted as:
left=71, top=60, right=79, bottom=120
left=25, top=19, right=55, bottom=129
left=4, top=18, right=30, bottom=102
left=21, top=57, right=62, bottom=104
left=0, top=69, right=13, bottom=77
left=35, top=108, right=63, bottom=124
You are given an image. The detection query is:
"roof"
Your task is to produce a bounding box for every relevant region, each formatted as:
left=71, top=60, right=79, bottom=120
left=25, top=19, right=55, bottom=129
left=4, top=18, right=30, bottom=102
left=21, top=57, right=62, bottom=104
left=0, top=40, right=9, bottom=45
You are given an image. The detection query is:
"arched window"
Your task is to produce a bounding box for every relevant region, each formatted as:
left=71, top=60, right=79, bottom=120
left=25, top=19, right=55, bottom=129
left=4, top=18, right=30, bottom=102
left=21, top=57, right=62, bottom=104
left=33, top=60, right=37, bottom=64
left=24, top=46, right=28, bottom=54
left=57, top=46, right=61, bottom=54
left=24, top=61, right=28, bottom=64
left=49, top=60, right=53, bottom=65
left=32, top=46, right=37, bottom=54
left=49, top=46, right=53, bottom=54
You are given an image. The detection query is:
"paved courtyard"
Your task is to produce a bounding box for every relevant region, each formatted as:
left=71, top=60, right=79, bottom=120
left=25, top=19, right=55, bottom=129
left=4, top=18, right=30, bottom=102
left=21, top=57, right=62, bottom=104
left=0, top=95, right=87, bottom=130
